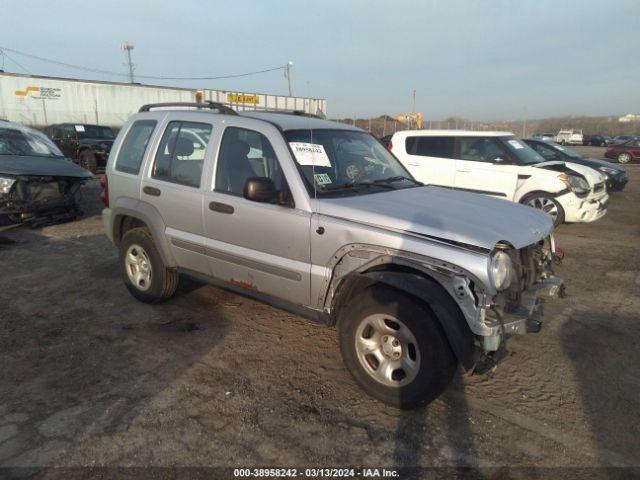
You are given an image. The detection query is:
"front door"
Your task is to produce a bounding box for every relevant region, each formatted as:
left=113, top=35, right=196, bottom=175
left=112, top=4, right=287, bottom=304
left=202, top=124, right=311, bottom=305
left=454, top=137, right=518, bottom=200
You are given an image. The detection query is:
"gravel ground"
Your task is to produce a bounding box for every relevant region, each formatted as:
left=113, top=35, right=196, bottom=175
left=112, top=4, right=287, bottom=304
left=0, top=160, right=638, bottom=477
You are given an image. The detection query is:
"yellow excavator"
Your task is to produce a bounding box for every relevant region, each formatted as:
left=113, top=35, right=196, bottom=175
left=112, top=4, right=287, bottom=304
left=395, top=111, right=423, bottom=129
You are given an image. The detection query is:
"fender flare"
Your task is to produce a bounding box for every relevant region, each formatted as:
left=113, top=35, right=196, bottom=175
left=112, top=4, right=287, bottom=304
left=109, top=200, right=177, bottom=267
left=333, top=270, right=477, bottom=370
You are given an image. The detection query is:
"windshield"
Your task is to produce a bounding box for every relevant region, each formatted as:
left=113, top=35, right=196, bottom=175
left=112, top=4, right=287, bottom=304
left=76, top=125, right=115, bottom=139
left=499, top=136, right=546, bottom=165
left=550, top=143, right=581, bottom=159
left=284, top=129, right=417, bottom=196
left=0, top=127, right=65, bottom=157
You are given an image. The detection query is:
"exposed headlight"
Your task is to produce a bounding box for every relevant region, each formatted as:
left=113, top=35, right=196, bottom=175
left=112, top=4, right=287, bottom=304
left=0, top=177, right=16, bottom=194
left=490, top=250, right=513, bottom=291
left=559, top=173, right=589, bottom=195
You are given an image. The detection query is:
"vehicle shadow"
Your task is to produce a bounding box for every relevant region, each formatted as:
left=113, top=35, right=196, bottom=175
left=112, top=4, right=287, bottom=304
left=560, top=309, right=640, bottom=472
left=0, top=227, right=230, bottom=473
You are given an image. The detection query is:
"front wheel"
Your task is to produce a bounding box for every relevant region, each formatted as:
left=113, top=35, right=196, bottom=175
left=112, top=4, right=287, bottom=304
left=617, top=152, right=632, bottom=164
left=521, top=192, right=565, bottom=226
left=338, top=285, right=457, bottom=409
left=119, top=227, right=179, bottom=303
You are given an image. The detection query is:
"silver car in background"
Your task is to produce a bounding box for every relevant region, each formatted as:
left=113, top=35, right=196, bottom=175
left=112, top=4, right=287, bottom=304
left=101, top=103, right=565, bottom=408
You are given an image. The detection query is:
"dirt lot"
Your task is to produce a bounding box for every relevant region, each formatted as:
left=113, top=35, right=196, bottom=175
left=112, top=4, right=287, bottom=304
left=0, top=153, right=638, bottom=477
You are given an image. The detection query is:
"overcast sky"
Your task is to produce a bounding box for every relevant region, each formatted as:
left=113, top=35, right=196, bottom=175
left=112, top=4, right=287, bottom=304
left=2, top=0, right=639, bottom=120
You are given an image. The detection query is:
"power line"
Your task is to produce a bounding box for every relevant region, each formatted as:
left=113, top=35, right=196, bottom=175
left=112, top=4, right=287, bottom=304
left=0, top=46, right=289, bottom=81
left=0, top=50, right=31, bottom=74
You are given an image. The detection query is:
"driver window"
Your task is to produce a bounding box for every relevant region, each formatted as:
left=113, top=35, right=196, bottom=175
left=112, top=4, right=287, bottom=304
left=215, top=127, right=284, bottom=196
left=458, top=138, right=506, bottom=163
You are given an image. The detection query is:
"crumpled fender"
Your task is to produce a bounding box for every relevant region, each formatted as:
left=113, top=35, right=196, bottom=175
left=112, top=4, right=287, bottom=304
left=335, top=270, right=477, bottom=370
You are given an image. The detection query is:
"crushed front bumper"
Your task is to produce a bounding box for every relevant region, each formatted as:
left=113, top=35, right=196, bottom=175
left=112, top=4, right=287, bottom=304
left=483, top=275, right=565, bottom=336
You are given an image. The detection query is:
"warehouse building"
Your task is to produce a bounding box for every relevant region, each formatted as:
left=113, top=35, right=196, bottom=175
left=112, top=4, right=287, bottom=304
left=0, top=71, right=327, bottom=128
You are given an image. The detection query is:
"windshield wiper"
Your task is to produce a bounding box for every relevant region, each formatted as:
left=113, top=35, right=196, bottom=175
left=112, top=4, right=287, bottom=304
left=373, top=175, right=423, bottom=186
left=323, top=181, right=395, bottom=192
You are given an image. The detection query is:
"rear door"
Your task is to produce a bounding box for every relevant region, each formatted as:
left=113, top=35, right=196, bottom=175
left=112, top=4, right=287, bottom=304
left=202, top=121, right=311, bottom=305
left=401, top=135, right=455, bottom=186
left=453, top=137, right=518, bottom=200
left=629, top=139, right=640, bottom=159
left=140, top=116, right=213, bottom=276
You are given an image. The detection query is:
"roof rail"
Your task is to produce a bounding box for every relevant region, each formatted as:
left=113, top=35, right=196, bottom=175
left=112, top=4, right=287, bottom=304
left=257, top=109, right=326, bottom=120
left=138, top=101, right=237, bottom=115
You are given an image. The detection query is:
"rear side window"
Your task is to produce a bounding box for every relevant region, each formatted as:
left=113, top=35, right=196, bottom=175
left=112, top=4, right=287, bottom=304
left=405, top=136, right=454, bottom=158
left=115, top=120, right=157, bottom=175
left=152, top=121, right=211, bottom=188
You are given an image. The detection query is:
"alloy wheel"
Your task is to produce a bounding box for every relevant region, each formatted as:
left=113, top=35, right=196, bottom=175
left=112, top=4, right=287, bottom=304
left=527, top=196, right=559, bottom=221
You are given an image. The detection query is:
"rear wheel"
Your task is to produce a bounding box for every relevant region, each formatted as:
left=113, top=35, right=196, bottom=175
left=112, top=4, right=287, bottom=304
left=78, top=150, right=97, bottom=173
left=617, top=152, right=632, bottom=164
left=521, top=192, right=565, bottom=226
left=338, top=285, right=457, bottom=409
left=119, top=227, right=179, bottom=303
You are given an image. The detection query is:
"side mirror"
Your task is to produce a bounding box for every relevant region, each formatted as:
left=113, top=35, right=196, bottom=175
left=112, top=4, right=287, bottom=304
left=244, top=177, right=279, bottom=203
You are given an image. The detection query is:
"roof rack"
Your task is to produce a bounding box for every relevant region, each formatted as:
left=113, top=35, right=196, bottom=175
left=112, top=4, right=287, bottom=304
left=138, top=101, right=237, bottom=115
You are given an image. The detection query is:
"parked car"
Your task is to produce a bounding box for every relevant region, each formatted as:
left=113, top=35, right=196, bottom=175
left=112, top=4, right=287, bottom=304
left=604, top=138, right=640, bottom=164
left=555, top=129, right=583, bottom=145
left=524, top=139, right=628, bottom=191
left=582, top=135, right=608, bottom=147
left=610, top=135, right=635, bottom=145
left=0, top=120, right=92, bottom=226
left=45, top=123, right=115, bottom=173
left=102, top=102, right=565, bottom=408
left=531, top=133, right=556, bottom=141
left=389, top=130, right=608, bottom=226
left=380, top=134, right=393, bottom=148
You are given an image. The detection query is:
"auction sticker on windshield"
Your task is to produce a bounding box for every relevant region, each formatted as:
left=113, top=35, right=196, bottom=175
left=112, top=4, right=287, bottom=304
left=314, top=173, right=332, bottom=185
left=508, top=139, right=524, bottom=149
left=289, top=142, right=332, bottom=167
left=75, top=125, right=85, bottom=132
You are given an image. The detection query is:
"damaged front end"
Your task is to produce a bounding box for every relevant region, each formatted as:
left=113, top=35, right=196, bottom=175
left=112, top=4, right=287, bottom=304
left=0, top=174, right=86, bottom=227
left=474, top=236, right=565, bottom=371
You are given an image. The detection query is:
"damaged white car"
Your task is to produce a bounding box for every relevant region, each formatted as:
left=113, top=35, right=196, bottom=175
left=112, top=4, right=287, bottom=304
left=0, top=120, right=92, bottom=227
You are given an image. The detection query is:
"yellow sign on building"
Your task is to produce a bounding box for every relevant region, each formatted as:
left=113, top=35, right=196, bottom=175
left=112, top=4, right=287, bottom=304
left=228, top=93, right=259, bottom=104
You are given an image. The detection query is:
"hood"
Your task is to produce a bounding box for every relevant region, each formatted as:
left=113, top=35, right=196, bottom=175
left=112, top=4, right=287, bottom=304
left=583, top=157, right=626, bottom=172
left=319, top=186, right=554, bottom=251
left=0, top=155, right=93, bottom=178
left=533, top=161, right=605, bottom=186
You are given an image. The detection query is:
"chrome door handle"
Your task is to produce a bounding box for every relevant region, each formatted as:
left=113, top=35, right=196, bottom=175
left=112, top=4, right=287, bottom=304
left=209, top=201, right=234, bottom=214
left=457, top=169, right=471, bottom=173
left=143, top=186, right=161, bottom=196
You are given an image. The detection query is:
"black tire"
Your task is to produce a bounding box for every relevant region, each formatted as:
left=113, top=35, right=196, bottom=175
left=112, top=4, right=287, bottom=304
left=520, top=192, right=565, bottom=226
left=78, top=149, right=97, bottom=174
left=119, top=227, right=179, bottom=303
left=337, top=285, right=457, bottom=409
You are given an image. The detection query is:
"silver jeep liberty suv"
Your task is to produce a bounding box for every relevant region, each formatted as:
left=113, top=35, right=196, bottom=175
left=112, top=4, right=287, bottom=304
left=102, top=102, right=564, bottom=408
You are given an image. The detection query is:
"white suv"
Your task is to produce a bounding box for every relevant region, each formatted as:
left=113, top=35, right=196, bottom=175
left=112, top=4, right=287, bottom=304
left=389, top=130, right=608, bottom=226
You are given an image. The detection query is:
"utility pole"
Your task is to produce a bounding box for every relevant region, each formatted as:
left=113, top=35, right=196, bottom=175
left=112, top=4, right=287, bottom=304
left=522, top=107, right=528, bottom=138
left=121, top=42, right=136, bottom=83
left=284, top=61, right=293, bottom=96
left=412, top=89, right=416, bottom=113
